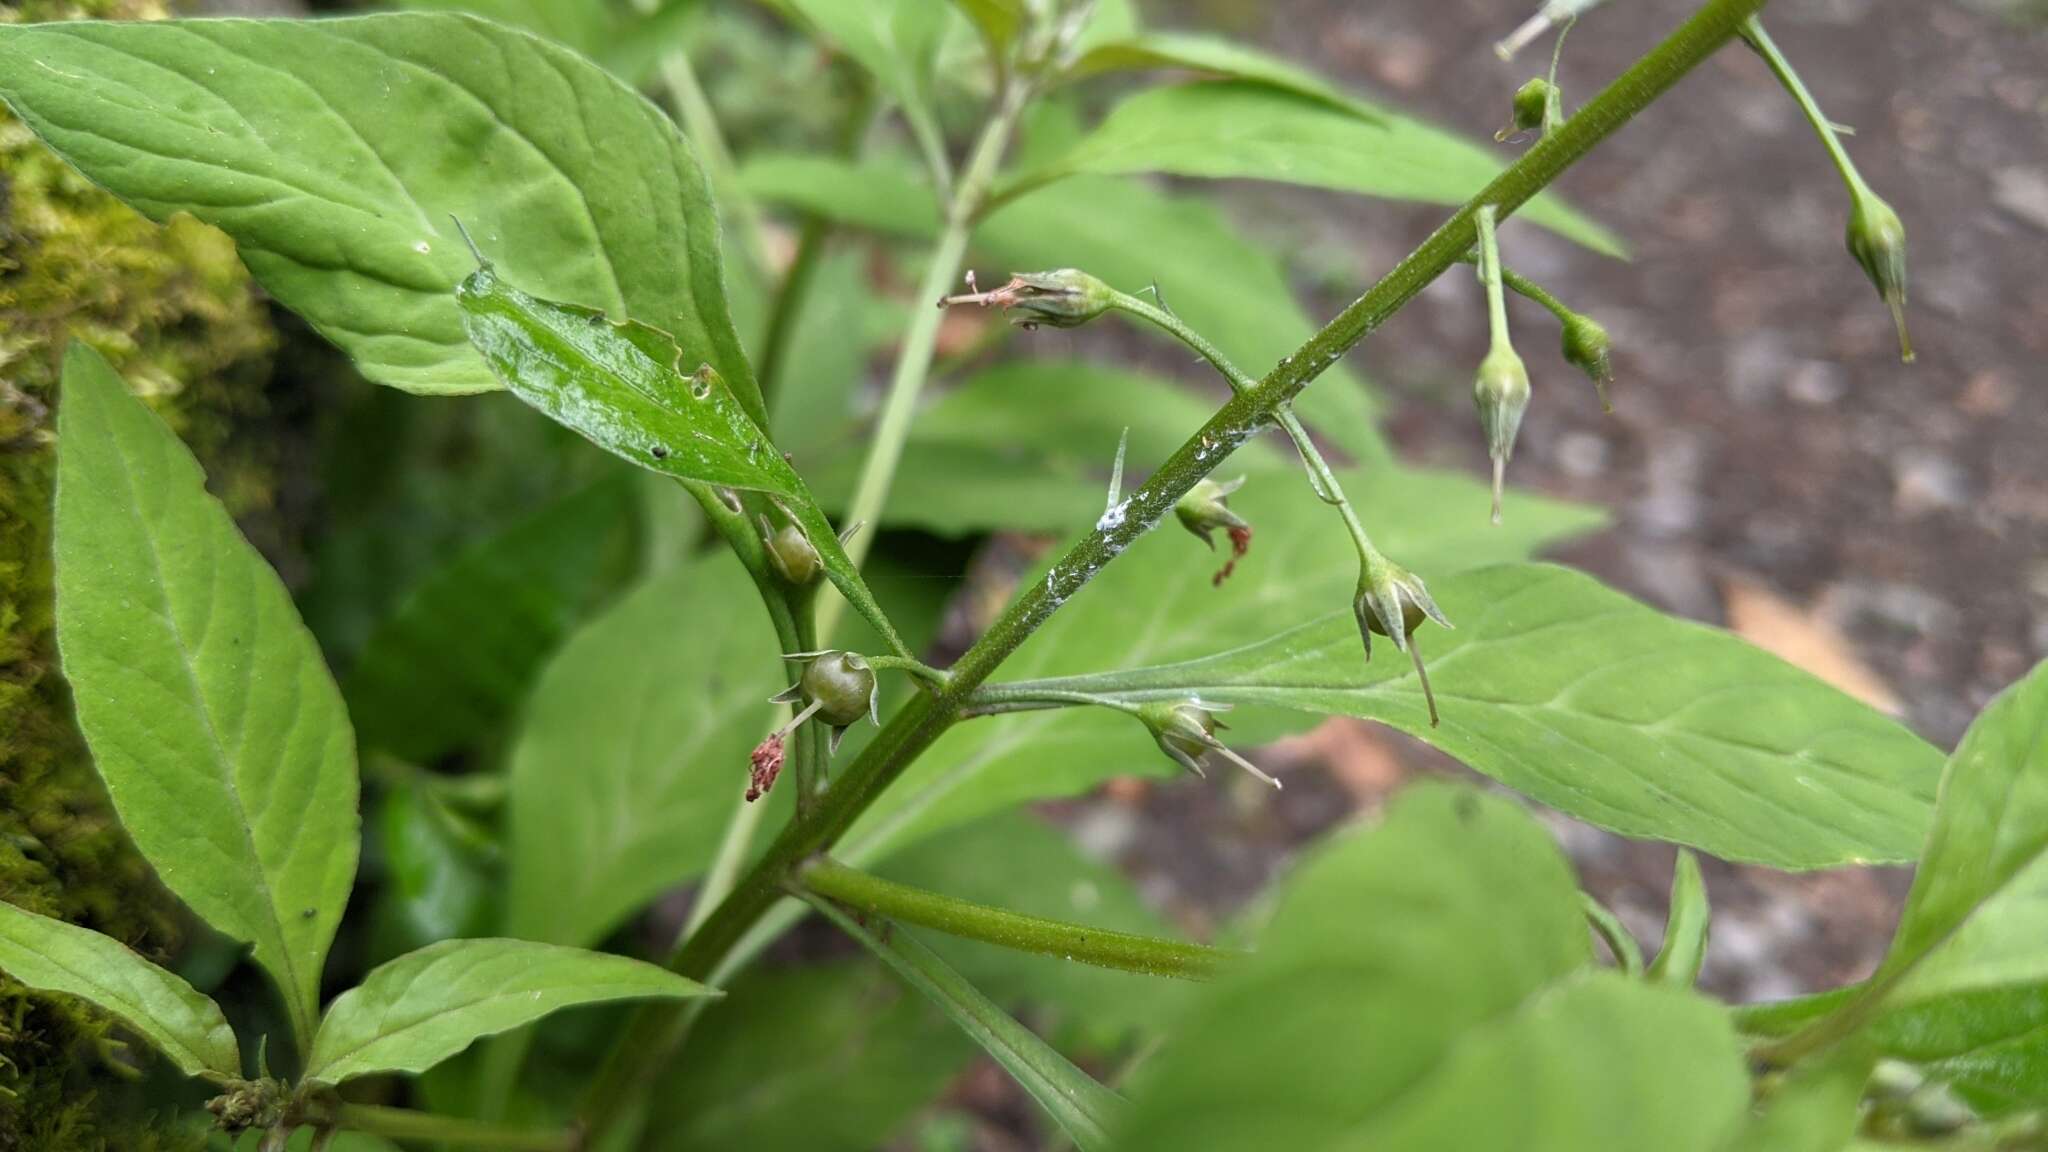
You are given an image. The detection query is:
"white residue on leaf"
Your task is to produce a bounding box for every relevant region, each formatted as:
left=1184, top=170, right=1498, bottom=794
left=1096, top=499, right=1128, bottom=532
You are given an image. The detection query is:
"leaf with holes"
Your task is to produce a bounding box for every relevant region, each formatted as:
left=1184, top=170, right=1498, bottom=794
left=458, top=262, right=907, bottom=656
left=1003, top=564, right=1942, bottom=870
left=0, top=14, right=758, bottom=413
left=303, top=937, right=711, bottom=1085
left=54, top=344, right=359, bottom=1051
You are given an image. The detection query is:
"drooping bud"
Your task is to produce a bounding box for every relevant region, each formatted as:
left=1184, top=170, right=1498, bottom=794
left=1136, top=700, right=1280, bottom=790
left=769, top=649, right=881, bottom=754
left=759, top=513, right=821, bottom=586
left=1473, top=344, right=1532, bottom=524
left=1353, top=557, right=1452, bottom=726
left=939, top=268, right=1115, bottom=330
left=1175, top=476, right=1253, bottom=586
left=1559, top=311, right=1614, bottom=411
left=1498, top=77, right=1556, bottom=141
left=1846, top=187, right=1913, bottom=363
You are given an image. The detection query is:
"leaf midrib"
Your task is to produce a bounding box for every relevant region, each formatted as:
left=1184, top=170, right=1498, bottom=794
left=96, top=403, right=309, bottom=1039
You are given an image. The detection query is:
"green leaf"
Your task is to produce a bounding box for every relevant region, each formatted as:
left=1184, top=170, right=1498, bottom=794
left=1741, top=985, right=2048, bottom=1119
left=998, top=82, right=1623, bottom=256
left=1116, top=784, right=1748, bottom=1152
left=1754, top=662, right=2048, bottom=1102
left=0, top=900, right=240, bottom=1080
left=737, top=149, right=1392, bottom=466
left=809, top=360, right=1286, bottom=535
left=876, top=812, right=1192, bottom=1048
left=643, top=962, right=974, bottom=1152
left=807, top=896, right=1123, bottom=1152
left=740, top=153, right=940, bottom=239
left=1026, top=564, right=1942, bottom=870
left=1061, top=33, right=1386, bottom=123
left=0, top=14, right=759, bottom=415
left=975, top=138, right=1392, bottom=467
left=400, top=0, right=701, bottom=85
left=345, top=476, right=638, bottom=764
left=1649, top=849, right=1711, bottom=986
left=457, top=263, right=909, bottom=656
left=950, top=0, right=1024, bottom=53
left=772, top=0, right=946, bottom=174
left=372, top=776, right=499, bottom=954
left=304, top=937, right=711, bottom=1085
left=1871, top=660, right=2048, bottom=994
left=54, top=343, right=359, bottom=1050
left=504, top=555, right=781, bottom=948
left=837, top=471, right=1602, bottom=865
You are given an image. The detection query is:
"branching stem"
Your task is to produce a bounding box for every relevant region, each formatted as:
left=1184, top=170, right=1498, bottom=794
left=578, top=1, right=1769, bottom=1138
left=798, top=858, right=1234, bottom=981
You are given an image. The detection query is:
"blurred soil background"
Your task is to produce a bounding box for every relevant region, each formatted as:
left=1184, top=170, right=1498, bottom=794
left=1056, top=0, right=2048, bottom=1007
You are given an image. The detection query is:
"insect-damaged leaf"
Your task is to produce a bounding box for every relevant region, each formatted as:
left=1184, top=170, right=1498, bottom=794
left=457, top=263, right=907, bottom=655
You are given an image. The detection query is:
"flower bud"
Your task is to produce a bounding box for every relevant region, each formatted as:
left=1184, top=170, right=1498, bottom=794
left=1136, top=700, right=1280, bottom=789
left=759, top=514, right=821, bottom=586
left=1559, top=311, right=1613, bottom=411
left=1498, top=77, right=1556, bottom=141
left=939, top=268, right=1115, bottom=330
left=1353, top=557, right=1452, bottom=726
left=1473, top=344, right=1531, bottom=525
left=769, top=649, right=881, bottom=754
left=1846, top=187, right=1913, bottom=363
left=1175, top=476, right=1253, bottom=586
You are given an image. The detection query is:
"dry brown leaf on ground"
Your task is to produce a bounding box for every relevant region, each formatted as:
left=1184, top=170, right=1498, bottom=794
left=1722, top=574, right=1903, bottom=714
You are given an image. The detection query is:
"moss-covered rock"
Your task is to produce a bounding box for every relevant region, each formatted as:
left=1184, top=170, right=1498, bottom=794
left=1, top=1, right=277, bottom=1144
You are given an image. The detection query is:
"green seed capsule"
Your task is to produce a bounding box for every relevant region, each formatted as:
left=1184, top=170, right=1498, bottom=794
left=1513, top=78, right=1555, bottom=133
left=761, top=515, right=822, bottom=586
left=1473, top=345, right=1532, bottom=524
left=799, top=651, right=877, bottom=729
left=1559, top=311, right=1614, bottom=410
left=1846, top=187, right=1913, bottom=363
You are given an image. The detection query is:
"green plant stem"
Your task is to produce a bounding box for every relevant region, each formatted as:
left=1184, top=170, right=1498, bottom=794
left=800, top=858, right=1233, bottom=980
left=816, top=84, right=1026, bottom=639
left=331, top=1104, right=575, bottom=1152
left=1580, top=892, right=1644, bottom=978
left=798, top=891, right=1124, bottom=1152
left=579, top=1, right=1766, bottom=1136
left=1460, top=252, right=1577, bottom=324
left=1477, top=207, right=1513, bottom=351
left=959, top=684, right=1139, bottom=717
left=1107, top=292, right=1370, bottom=558
left=1739, top=17, right=1867, bottom=197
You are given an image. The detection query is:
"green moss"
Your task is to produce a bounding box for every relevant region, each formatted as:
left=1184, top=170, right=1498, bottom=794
left=0, top=2, right=277, bottom=1145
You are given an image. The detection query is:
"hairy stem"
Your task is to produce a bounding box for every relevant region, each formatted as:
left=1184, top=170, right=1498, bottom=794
left=579, top=0, right=1767, bottom=1135
left=1108, top=291, right=1371, bottom=557
left=800, top=858, right=1234, bottom=980
left=331, top=1104, right=575, bottom=1152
